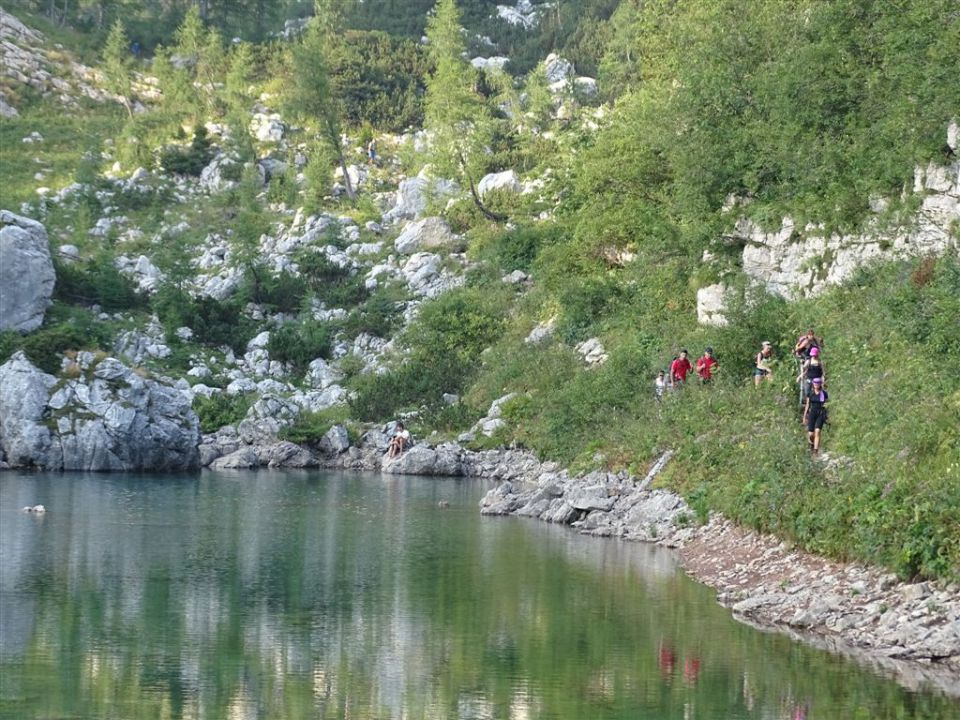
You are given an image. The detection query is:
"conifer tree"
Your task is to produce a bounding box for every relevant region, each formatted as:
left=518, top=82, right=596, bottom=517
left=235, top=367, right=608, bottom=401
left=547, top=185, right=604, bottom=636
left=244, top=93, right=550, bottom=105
left=287, top=0, right=356, bottom=202
left=103, top=18, right=134, bottom=117
left=424, top=0, right=501, bottom=221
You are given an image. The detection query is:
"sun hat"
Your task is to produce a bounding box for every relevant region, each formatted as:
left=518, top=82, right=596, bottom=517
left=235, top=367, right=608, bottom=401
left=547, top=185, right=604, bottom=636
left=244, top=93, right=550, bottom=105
left=810, top=347, right=819, bottom=357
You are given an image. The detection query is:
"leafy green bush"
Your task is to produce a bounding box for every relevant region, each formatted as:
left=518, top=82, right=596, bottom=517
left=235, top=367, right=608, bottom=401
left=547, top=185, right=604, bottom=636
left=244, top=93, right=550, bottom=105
left=192, top=393, right=253, bottom=434
left=54, top=255, right=144, bottom=312
left=267, top=320, right=334, bottom=372
left=159, top=126, right=214, bottom=177
left=342, top=288, right=405, bottom=339
left=472, top=223, right=562, bottom=273
left=278, top=406, right=355, bottom=445
left=152, top=287, right=255, bottom=352
left=350, top=286, right=510, bottom=421
left=296, top=250, right=369, bottom=308
left=243, top=268, right=309, bottom=315
left=19, top=306, right=115, bottom=374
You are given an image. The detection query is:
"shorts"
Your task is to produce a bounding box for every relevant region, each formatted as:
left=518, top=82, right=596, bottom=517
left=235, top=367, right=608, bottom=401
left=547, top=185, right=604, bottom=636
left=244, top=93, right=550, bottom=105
left=806, top=407, right=827, bottom=431
left=754, top=368, right=770, bottom=377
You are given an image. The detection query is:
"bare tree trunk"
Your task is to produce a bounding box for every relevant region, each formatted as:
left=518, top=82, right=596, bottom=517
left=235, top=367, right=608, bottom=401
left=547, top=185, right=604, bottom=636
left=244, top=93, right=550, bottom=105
left=326, top=116, right=355, bottom=201
left=459, top=151, right=505, bottom=222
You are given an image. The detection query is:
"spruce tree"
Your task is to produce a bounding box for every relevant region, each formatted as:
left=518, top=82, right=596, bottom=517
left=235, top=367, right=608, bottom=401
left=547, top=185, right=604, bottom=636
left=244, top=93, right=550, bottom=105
left=287, top=0, right=356, bottom=202
left=103, top=18, right=134, bottom=117
left=424, top=0, right=501, bottom=220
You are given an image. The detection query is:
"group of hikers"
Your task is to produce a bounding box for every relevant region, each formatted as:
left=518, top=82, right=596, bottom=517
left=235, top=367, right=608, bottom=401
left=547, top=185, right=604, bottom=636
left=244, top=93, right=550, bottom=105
left=656, top=329, right=830, bottom=454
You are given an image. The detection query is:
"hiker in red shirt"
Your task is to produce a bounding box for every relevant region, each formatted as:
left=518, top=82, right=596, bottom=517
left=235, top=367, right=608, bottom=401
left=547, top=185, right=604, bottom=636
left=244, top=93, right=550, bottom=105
left=670, top=349, right=692, bottom=386
left=696, top=347, right=718, bottom=383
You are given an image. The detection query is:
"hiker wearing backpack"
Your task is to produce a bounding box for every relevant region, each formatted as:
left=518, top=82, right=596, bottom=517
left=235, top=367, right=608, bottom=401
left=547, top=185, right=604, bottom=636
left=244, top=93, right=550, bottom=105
left=794, top=328, right=822, bottom=359
left=796, top=346, right=825, bottom=401
left=803, top=377, right=829, bottom=454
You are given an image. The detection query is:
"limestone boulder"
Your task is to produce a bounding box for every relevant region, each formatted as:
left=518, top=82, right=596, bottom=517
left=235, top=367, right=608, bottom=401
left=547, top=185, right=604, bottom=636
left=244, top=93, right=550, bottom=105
left=382, top=443, right=463, bottom=476
left=320, top=424, right=351, bottom=455
left=0, top=211, right=55, bottom=332
left=0, top=352, right=200, bottom=471
left=478, top=170, right=521, bottom=198
left=696, top=283, right=729, bottom=326
left=394, top=216, right=457, bottom=254
left=383, top=175, right=459, bottom=224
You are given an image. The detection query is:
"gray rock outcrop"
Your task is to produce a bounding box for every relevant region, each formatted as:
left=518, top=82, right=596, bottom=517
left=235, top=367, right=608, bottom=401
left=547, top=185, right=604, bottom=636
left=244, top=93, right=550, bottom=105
left=383, top=175, right=459, bottom=223
left=0, top=211, right=55, bottom=332
left=0, top=352, right=200, bottom=471
left=394, top=216, right=457, bottom=254
left=382, top=443, right=463, bottom=476
left=478, top=170, right=521, bottom=198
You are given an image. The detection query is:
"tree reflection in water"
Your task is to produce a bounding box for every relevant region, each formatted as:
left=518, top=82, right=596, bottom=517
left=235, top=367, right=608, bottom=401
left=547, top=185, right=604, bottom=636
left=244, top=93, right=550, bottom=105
left=0, top=470, right=957, bottom=719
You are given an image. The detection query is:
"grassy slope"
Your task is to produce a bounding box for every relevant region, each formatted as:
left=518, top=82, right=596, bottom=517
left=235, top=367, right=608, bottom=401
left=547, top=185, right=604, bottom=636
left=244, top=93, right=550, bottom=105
left=462, top=258, right=959, bottom=581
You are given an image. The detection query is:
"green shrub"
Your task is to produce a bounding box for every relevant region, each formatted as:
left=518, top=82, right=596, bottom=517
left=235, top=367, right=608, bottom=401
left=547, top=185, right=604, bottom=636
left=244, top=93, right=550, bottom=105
left=152, top=287, right=255, bottom=352
left=159, top=126, right=214, bottom=177
left=192, top=392, right=253, bottom=434
left=54, top=255, right=144, bottom=312
left=296, top=250, right=368, bottom=308
left=267, top=320, right=334, bottom=372
left=350, top=286, right=511, bottom=421
left=342, top=288, right=405, bottom=339
left=20, top=308, right=115, bottom=374
left=278, top=406, right=354, bottom=445
left=472, top=223, right=562, bottom=273
left=243, top=268, right=310, bottom=315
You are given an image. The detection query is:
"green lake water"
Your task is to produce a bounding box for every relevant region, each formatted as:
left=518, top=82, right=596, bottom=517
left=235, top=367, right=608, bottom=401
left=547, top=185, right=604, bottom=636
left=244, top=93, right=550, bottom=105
left=0, top=470, right=957, bottom=719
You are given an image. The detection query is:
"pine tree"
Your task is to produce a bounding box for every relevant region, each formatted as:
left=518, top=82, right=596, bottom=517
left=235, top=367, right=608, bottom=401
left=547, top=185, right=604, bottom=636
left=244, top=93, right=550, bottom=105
left=423, top=0, right=501, bottom=220
left=103, top=18, right=134, bottom=117
left=287, top=0, right=356, bottom=202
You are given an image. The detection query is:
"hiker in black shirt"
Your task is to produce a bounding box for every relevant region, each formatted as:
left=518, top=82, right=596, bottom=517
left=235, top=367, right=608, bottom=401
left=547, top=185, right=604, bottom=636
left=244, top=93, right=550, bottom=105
left=803, top=377, right=829, bottom=454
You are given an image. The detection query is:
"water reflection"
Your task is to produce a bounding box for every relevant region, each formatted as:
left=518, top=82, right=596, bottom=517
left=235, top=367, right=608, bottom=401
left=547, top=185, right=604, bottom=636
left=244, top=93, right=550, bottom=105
left=0, top=470, right=956, bottom=719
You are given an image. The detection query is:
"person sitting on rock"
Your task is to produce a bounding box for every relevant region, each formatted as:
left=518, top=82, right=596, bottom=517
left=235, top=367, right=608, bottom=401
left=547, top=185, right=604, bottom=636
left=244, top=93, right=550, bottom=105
left=386, top=422, right=410, bottom=459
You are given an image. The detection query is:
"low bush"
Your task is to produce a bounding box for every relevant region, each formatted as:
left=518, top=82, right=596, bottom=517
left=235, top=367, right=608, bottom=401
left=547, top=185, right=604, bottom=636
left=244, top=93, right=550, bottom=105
left=243, top=268, right=310, bottom=315
left=18, top=306, right=115, bottom=374
left=341, top=288, right=406, bottom=339
left=267, top=320, right=334, bottom=372
left=152, top=287, right=255, bottom=353
left=296, top=251, right=369, bottom=308
left=278, top=406, right=354, bottom=445
left=158, top=126, right=214, bottom=177
left=54, top=254, right=144, bottom=312
left=350, top=285, right=511, bottom=421
left=192, top=393, right=253, bottom=434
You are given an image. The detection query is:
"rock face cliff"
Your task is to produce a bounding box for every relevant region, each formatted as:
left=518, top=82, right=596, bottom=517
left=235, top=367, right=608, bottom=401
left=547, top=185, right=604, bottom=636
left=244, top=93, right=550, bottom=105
left=0, top=211, right=55, bottom=332
left=698, top=125, right=959, bottom=324
left=0, top=352, right=200, bottom=471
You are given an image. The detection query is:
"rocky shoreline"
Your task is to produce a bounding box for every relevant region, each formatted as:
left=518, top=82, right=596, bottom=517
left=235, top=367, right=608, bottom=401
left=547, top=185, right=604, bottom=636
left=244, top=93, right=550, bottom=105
left=3, top=388, right=958, bottom=696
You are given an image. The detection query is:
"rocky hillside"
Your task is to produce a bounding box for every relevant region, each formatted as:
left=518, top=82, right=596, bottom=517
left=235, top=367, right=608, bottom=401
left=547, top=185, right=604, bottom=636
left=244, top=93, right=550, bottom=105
left=0, top=2, right=958, bottom=582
